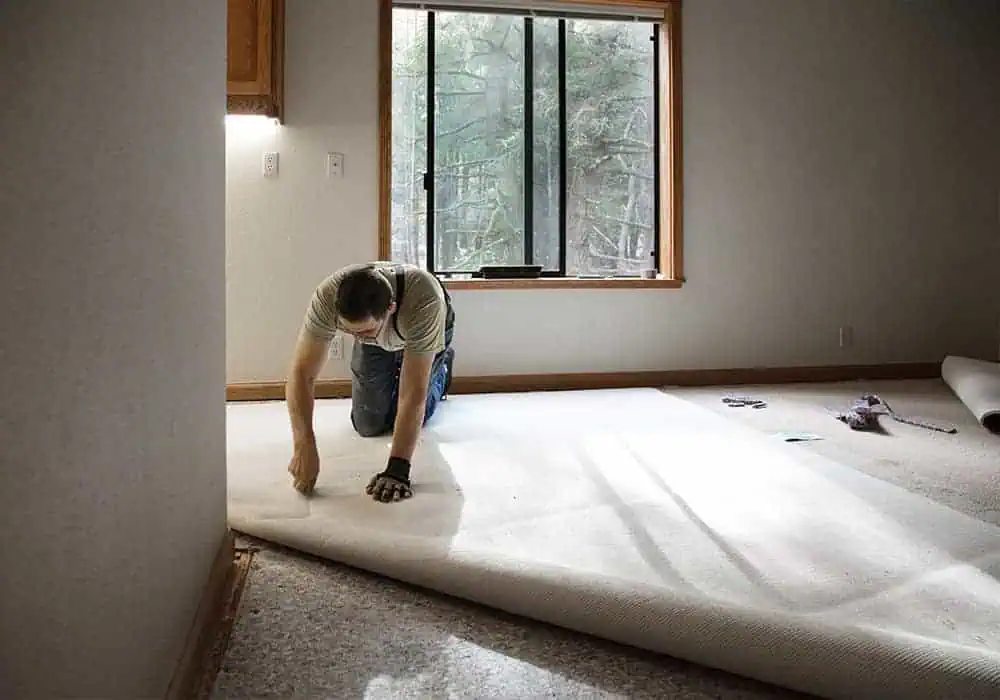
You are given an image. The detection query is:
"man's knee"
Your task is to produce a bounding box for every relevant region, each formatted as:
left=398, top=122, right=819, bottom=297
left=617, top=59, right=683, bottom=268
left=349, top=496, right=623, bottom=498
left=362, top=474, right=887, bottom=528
left=350, top=349, right=398, bottom=437
left=351, top=406, right=392, bottom=437
left=351, top=376, right=395, bottom=437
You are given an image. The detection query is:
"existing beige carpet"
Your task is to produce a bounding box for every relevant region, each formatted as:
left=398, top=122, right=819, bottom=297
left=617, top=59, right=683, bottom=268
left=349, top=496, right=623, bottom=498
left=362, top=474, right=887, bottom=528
left=226, top=388, right=1000, bottom=700
left=943, top=355, right=1000, bottom=434
left=669, top=379, right=1000, bottom=528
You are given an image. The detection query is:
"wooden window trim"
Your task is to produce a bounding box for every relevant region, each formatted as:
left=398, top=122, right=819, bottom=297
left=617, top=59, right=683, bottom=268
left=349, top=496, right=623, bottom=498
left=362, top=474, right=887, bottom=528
left=376, top=0, right=684, bottom=291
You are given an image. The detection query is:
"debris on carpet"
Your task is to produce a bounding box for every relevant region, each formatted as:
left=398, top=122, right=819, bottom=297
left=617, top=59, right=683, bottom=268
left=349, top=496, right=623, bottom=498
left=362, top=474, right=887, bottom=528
left=722, top=395, right=767, bottom=409
left=834, top=394, right=958, bottom=434
left=772, top=431, right=823, bottom=442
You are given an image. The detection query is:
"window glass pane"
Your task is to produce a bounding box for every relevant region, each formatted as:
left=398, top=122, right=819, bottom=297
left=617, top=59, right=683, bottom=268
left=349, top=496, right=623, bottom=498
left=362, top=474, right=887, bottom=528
left=393, top=9, right=661, bottom=278
left=434, top=12, right=525, bottom=273
left=532, top=18, right=560, bottom=271
left=565, top=20, right=656, bottom=277
left=390, top=9, right=428, bottom=268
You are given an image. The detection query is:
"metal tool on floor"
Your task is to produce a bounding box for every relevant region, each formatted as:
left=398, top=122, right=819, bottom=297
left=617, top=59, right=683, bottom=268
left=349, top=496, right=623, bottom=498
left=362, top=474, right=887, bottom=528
left=722, top=394, right=767, bottom=409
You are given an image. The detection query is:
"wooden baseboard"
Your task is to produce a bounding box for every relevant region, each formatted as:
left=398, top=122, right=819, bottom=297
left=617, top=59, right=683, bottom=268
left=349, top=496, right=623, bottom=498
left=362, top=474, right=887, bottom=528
left=165, top=529, right=237, bottom=700
left=226, top=362, right=940, bottom=402
left=191, top=546, right=255, bottom=700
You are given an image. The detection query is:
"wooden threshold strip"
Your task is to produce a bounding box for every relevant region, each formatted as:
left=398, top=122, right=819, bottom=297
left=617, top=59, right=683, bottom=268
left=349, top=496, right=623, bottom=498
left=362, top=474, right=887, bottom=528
left=226, top=362, right=940, bottom=402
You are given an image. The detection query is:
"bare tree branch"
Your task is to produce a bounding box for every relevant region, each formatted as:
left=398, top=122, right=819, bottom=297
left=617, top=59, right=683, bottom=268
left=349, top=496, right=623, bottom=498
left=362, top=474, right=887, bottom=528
left=437, top=116, right=486, bottom=138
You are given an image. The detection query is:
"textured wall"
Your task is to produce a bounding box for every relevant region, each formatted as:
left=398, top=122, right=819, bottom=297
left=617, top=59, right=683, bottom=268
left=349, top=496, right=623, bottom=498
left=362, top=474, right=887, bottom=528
left=225, top=0, right=1000, bottom=383
left=0, top=1, right=227, bottom=696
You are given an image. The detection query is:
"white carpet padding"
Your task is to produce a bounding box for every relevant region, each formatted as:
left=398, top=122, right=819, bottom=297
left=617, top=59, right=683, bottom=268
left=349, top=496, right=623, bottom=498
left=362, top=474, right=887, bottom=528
left=943, top=355, right=1000, bottom=435
left=226, top=389, right=1000, bottom=699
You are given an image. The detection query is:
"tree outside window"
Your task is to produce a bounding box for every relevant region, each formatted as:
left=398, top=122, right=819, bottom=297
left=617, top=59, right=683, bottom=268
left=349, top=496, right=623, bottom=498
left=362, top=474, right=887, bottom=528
left=390, top=6, right=662, bottom=279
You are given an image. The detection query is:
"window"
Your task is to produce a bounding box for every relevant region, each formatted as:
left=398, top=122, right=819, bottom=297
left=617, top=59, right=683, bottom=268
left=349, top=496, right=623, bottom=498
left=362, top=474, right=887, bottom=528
left=380, top=1, right=682, bottom=286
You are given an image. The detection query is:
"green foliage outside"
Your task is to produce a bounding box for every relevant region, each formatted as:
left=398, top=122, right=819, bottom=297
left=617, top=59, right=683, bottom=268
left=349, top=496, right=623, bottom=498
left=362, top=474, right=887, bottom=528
left=391, top=10, right=659, bottom=277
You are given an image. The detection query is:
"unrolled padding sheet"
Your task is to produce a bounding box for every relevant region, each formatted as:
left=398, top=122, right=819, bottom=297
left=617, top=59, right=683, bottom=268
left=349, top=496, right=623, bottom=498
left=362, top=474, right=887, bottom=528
left=943, top=355, right=1000, bottom=435
left=226, top=389, right=1000, bottom=700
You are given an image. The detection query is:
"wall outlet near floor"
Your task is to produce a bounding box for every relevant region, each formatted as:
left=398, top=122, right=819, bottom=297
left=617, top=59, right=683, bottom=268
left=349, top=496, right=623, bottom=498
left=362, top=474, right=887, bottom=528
left=329, top=335, right=344, bottom=360
left=262, top=151, right=279, bottom=178
left=839, top=325, right=853, bottom=349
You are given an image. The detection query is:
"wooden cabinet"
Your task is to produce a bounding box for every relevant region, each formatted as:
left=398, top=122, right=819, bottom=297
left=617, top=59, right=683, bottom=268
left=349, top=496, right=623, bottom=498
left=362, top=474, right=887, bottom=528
left=227, top=0, right=284, bottom=121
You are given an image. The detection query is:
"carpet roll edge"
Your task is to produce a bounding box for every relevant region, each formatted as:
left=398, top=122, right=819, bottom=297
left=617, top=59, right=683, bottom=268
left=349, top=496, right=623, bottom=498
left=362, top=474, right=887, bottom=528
left=229, top=519, right=1000, bottom=700
left=941, top=355, right=1000, bottom=435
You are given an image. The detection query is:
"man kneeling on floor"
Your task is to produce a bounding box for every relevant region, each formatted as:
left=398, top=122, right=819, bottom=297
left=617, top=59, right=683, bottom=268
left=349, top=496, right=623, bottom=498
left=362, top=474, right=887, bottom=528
left=284, top=262, right=456, bottom=502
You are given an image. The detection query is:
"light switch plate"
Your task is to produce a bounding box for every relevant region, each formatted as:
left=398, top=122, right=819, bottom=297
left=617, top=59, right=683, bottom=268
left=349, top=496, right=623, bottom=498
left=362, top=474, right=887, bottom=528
left=327, top=152, right=344, bottom=178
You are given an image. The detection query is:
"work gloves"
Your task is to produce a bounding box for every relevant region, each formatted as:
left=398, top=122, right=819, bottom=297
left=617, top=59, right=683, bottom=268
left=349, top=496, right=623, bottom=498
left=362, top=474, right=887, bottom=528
left=365, top=456, right=413, bottom=503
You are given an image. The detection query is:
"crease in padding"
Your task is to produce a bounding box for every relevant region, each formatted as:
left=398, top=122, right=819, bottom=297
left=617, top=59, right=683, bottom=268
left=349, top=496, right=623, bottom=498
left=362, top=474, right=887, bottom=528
left=226, top=388, right=1000, bottom=700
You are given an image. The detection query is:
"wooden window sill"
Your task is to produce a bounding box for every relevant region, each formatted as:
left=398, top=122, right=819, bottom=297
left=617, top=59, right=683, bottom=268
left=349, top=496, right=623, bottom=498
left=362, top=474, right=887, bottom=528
left=441, top=277, right=684, bottom=291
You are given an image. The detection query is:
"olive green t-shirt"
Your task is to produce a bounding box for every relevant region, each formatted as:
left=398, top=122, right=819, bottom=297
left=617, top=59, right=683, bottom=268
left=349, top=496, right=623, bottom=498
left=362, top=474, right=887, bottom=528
left=301, top=262, right=448, bottom=355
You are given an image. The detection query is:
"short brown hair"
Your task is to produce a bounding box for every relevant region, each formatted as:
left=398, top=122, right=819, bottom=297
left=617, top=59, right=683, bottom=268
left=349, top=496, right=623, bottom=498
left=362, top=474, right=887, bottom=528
left=335, top=266, right=393, bottom=322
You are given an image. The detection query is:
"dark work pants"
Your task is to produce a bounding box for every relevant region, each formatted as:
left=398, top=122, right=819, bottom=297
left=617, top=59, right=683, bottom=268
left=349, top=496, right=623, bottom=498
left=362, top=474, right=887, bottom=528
left=350, top=316, right=454, bottom=438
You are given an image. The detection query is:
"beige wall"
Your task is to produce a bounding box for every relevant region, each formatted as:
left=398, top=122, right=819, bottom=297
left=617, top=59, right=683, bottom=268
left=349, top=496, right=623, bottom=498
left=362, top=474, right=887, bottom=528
left=0, top=1, right=227, bottom=696
left=226, top=0, right=1000, bottom=383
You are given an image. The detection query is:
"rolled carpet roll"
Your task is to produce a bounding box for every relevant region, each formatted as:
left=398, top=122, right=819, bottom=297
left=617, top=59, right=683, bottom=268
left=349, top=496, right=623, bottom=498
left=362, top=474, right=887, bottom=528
left=941, top=355, right=1000, bottom=435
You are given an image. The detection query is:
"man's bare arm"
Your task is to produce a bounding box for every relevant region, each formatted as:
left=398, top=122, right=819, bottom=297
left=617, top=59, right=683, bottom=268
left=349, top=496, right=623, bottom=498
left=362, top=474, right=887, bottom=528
left=390, top=349, right=436, bottom=461
left=286, top=328, right=330, bottom=447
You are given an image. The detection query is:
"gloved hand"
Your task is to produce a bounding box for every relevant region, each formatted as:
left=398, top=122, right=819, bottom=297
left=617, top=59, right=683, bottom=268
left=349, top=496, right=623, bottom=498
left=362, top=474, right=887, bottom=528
left=366, top=456, right=413, bottom=502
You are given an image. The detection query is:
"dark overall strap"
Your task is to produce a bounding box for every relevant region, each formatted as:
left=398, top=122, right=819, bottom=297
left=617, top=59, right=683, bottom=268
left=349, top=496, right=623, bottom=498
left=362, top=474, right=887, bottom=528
left=390, top=265, right=453, bottom=341
left=391, top=265, right=406, bottom=340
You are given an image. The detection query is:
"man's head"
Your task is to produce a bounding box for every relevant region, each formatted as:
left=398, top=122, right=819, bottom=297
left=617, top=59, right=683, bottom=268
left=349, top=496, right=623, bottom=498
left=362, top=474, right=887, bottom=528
left=335, top=266, right=396, bottom=339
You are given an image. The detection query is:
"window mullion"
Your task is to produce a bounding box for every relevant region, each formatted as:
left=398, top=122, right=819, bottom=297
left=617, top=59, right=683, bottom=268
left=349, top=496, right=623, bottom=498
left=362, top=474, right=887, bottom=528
left=523, top=18, right=534, bottom=267
left=426, top=12, right=437, bottom=274
left=557, top=18, right=567, bottom=277
left=652, top=24, right=661, bottom=273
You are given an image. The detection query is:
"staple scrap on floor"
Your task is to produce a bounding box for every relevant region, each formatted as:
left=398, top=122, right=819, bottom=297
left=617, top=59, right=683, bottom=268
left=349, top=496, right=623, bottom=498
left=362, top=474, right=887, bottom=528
left=834, top=393, right=958, bottom=434
left=772, top=431, right=823, bottom=442
left=721, top=395, right=767, bottom=409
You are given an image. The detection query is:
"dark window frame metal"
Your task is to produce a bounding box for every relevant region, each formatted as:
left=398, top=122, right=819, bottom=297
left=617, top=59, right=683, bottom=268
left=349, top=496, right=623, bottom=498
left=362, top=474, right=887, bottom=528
left=415, top=8, right=662, bottom=279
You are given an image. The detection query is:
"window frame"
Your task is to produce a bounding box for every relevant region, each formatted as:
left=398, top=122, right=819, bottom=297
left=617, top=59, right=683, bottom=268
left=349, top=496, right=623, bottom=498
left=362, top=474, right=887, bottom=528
left=378, top=0, right=684, bottom=291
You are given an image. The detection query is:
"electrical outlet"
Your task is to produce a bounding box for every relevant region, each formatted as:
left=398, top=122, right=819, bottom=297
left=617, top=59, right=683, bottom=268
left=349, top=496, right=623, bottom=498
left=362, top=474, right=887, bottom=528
left=839, top=325, right=853, bottom=349
left=329, top=335, right=344, bottom=360
left=327, top=152, right=344, bottom=178
left=262, top=151, right=279, bottom=178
